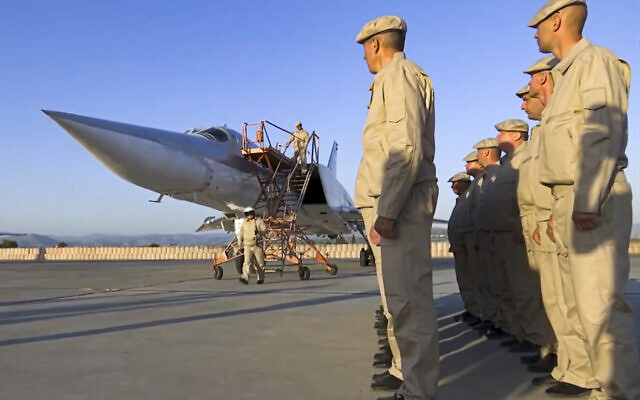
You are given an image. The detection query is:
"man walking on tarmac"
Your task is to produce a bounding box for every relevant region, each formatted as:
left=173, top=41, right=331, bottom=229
left=237, top=207, right=267, bottom=285
left=354, top=15, right=439, bottom=400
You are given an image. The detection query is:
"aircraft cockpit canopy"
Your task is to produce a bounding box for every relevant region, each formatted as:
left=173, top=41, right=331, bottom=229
left=185, top=127, right=230, bottom=143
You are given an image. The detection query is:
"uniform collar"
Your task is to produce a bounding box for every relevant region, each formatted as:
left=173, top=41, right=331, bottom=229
left=374, top=51, right=406, bottom=84
left=555, top=37, right=591, bottom=75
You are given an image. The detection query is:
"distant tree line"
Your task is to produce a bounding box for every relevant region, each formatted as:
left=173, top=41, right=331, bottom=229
left=0, top=240, right=18, bottom=248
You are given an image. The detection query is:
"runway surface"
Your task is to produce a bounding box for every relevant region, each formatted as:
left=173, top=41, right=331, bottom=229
left=1, top=258, right=639, bottom=400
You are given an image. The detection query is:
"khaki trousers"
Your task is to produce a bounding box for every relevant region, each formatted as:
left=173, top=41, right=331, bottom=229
left=242, top=245, right=265, bottom=282
left=494, top=229, right=546, bottom=343
left=552, top=174, right=640, bottom=399
left=532, top=219, right=593, bottom=386
left=361, top=207, right=403, bottom=380
left=478, top=231, right=513, bottom=332
left=462, top=231, right=490, bottom=320
left=381, top=182, right=439, bottom=400
left=453, top=247, right=481, bottom=317
left=293, top=145, right=307, bottom=167
left=520, top=210, right=560, bottom=357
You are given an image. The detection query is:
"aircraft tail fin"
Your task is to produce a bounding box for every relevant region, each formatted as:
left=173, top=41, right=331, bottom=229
left=327, top=141, right=338, bottom=175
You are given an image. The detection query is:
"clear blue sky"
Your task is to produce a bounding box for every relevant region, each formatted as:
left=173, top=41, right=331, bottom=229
left=1, top=1, right=638, bottom=236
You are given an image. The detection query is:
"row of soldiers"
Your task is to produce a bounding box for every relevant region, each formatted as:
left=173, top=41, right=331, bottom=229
left=447, top=0, right=640, bottom=399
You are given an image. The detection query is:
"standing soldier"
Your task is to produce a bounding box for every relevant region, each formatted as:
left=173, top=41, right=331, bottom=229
left=237, top=207, right=266, bottom=285
left=515, top=82, right=559, bottom=374
left=447, top=172, right=480, bottom=324
left=473, top=138, right=511, bottom=339
left=529, top=0, right=640, bottom=398
left=492, top=119, right=550, bottom=355
left=285, top=122, right=310, bottom=169
left=354, top=15, right=439, bottom=400
left=462, top=151, right=490, bottom=327
left=524, top=56, right=601, bottom=393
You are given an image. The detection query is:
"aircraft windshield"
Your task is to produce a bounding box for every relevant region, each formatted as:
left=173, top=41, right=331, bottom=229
left=197, top=128, right=229, bottom=142
left=186, top=127, right=230, bottom=143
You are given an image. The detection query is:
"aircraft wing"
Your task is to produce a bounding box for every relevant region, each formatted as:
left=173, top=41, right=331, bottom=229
left=196, top=216, right=236, bottom=233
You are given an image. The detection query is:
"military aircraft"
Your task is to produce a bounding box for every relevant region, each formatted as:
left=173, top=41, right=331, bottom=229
left=43, top=110, right=368, bottom=258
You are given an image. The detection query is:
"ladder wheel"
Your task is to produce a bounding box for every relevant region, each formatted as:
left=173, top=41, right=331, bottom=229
left=327, top=264, right=338, bottom=275
left=213, top=265, right=224, bottom=280
left=359, top=249, right=369, bottom=267
left=299, top=266, right=311, bottom=281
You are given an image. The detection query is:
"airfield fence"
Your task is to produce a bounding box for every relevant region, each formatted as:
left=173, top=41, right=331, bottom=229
left=1, top=240, right=639, bottom=262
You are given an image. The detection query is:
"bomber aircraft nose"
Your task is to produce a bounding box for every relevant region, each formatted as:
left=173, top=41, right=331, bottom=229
left=43, top=110, right=213, bottom=196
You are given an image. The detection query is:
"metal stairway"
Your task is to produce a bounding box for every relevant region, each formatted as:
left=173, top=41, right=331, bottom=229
left=211, top=120, right=337, bottom=281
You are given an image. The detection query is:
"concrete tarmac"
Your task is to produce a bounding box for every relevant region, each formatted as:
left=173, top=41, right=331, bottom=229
left=0, top=258, right=639, bottom=400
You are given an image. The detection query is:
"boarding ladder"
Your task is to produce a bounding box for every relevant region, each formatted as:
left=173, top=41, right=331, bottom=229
left=211, top=120, right=337, bottom=281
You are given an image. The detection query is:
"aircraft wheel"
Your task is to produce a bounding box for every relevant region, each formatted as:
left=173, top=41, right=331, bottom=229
left=327, top=264, right=338, bottom=275
left=235, top=255, right=244, bottom=275
left=213, top=265, right=224, bottom=280
left=299, top=266, right=311, bottom=281
left=359, top=248, right=368, bottom=267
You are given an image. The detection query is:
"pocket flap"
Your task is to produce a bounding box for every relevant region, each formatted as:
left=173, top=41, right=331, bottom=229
left=582, top=87, right=606, bottom=110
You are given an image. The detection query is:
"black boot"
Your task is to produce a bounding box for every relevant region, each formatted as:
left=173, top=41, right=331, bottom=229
left=371, top=371, right=402, bottom=391
left=484, top=326, right=508, bottom=339
left=528, top=353, right=558, bottom=373
left=508, top=341, right=540, bottom=353
left=545, top=382, right=591, bottom=397
left=531, top=374, right=558, bottom=386
left=520, top=353, right=541, bottom=365
left=376, top=393, right=404, bottom=400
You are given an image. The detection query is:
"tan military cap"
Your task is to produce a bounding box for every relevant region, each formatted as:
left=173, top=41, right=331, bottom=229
left=356, top=15, right=407, bottom=44
left=448, top=172, right=472, bottom=183
left=524, top=55, right=559, bottom=74
left=295, top=121, right=302, bottom=127
left=473, top=138, right=499, bottom=149
left=495, top=119, right=529, bottom=133
left=463, top=151, right=478, bottom=162
left=516, top=85, right=530, bottom=99
left=528, top=0, right=586, bottom=27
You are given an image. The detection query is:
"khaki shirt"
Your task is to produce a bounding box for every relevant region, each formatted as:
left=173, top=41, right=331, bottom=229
left=287, top=128, right=310, bottom=151
left=354, top=52, right=436, bottom=219
left=474, top=164, right=499, bottom=230
left=476, top=144, right=526, bottom=232
left=539, top=38, right=630, bottom=213
left=238, top=217, right=267, bottom=247
left=448, top=187, right=472, bottom=251
left=456, top=179, right=476, bottom=234
left=468, top=176, right=483, bottom=230
left=517, top=126, right=552, bottom=222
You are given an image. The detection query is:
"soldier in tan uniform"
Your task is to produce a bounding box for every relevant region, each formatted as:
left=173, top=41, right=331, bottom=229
left=472, top=138, right=513, bottom=339
left=354, top=15, right=439, bottom=400
left=529, top=1, right=640, bottom=398
left=447, top=172, right=482, bottom=325
left=524, top=57, right=601, bottom=393
left=490, top=119, right=552, bottom=356
left=461, top=151, right=492, bottom=326
left=285, top=122, right=310, bottom=168
left=237, top=207, right=266, bottom=285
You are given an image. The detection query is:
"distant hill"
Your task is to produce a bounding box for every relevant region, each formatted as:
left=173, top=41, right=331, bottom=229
left=2, top=223, right=636, bottom=248
left=0, top=234, right=59, bottom=248
left=0, top=232, right=233, bottom=247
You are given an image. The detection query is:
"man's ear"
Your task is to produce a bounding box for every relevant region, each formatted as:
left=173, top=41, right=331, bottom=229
left=552, top=12, right=562, bottom=32
left=372, top=37, right=380, bottom=53
left=539, top=72, right=548, bottom=86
